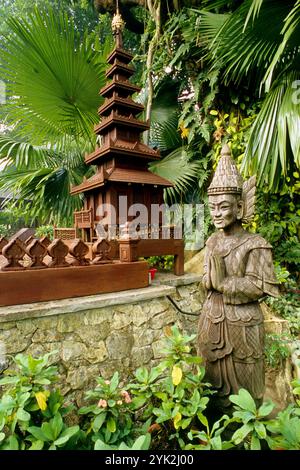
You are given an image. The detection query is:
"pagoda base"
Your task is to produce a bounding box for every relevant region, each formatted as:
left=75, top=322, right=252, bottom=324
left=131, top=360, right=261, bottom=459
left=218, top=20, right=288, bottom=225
left=0, top=261, right=149, bottom=307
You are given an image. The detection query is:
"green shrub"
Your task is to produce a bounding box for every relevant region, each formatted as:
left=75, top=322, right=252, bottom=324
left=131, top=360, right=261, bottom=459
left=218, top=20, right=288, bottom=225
left=147, top=255, right=174, bottom=271
left=35, top=225, right=54, bottom=240
left=265, top=333, right=292, bottom=368
left=0, top=352, right=79, bottom=450
left=1, top=327, right=300, bottom=450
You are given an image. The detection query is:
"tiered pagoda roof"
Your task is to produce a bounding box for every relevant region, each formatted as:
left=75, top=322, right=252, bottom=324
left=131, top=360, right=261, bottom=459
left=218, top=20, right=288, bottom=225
left=71, top=16, right=172, bottom=196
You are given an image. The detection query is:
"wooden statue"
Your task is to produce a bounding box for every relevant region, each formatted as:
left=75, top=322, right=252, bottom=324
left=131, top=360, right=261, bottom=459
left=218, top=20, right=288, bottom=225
left=197, top=144, right=280, bottom=409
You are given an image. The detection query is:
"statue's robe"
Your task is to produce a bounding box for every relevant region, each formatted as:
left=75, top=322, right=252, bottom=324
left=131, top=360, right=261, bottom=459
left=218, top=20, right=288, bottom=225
left=197, top=229, right=279, bottom=408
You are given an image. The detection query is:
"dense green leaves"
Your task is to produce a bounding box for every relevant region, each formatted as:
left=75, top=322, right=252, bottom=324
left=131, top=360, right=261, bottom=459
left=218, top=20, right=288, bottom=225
left=0, top=7, right=106, bottom=143
left=0, top=6, right=109, bottom=224
left=198, top=0, right=300, bottom=189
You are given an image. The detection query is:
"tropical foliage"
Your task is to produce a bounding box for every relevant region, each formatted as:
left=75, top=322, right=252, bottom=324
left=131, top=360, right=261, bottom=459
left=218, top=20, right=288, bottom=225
left=0, top=6, right=109, bottom=224
left=1, top=327, right=300, bottom=450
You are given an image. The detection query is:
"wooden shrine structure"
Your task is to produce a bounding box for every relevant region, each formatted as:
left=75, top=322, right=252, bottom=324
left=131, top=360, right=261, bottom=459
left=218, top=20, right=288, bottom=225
left=55, top=10, right=184, bottom=275
left=0, top=9, right=184, bottom=307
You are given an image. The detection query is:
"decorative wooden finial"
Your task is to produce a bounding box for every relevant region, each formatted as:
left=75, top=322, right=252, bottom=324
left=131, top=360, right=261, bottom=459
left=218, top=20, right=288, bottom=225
left=112, top=0, right=125, bottom=48
left=1, top=238, right=26, bottom=271
left=47, top=239, right=70, bottom=268
left=26, top=239, right=47, bottom=269
left=92, top=238, right=113, bottom=264
left=69, top=239, right=90, bottom=266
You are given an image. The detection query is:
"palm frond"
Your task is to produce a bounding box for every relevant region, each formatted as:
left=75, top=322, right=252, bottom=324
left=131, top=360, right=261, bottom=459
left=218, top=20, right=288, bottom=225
left=242, top=72, right=300, bottom=188
left=244, top=0, right=264, bottom=30
left=0, top=7, right=106, bottom=144
left=199, top=1, right=296, bottom=87
left=263, top=0, right=300, bottom=90
left=149, top=147, right=202, bottom=201
left=196, top=11, right=228, bottom=46
left=150, top=112, right=182, bottom=152
left=0, top=132, right=91, bottom=224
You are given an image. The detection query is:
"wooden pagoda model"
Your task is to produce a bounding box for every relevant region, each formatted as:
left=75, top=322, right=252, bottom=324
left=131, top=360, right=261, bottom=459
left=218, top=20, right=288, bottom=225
left=0, top=9, right=184, bottom=307
left=59, top=9, right=184, bottom=275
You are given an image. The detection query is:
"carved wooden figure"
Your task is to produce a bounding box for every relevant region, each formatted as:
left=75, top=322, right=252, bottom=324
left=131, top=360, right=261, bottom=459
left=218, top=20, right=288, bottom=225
left=197, top=144, right=280, bottom=410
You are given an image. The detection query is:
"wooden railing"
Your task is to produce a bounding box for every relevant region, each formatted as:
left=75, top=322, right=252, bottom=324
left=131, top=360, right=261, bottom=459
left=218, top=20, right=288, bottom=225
left=0, top=235, right=148, bottom=306
left=74, top=208, right=93, bottom=228
left=54, top=228, right=77, bottom=240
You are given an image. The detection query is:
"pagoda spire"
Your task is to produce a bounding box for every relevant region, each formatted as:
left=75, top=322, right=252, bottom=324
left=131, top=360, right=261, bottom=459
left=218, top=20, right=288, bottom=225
left=111, top=0, right=125, bottom=49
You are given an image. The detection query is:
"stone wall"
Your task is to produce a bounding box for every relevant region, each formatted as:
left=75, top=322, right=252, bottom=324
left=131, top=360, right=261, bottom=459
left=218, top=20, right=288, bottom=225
left=0, top=273, right=293, bottom=409
left=0, top=274, right=203, bottom=404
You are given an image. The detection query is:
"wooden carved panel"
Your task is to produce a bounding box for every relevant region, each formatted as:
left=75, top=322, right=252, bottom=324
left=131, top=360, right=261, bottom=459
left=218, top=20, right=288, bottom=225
left=69, top=239, right=90, bottom=266
left=1, top=238, right=26, bottom=271
left=47, top=239, right=70, bottom=268
left=39, top=236, right=52, bottom=249
left=26, top=239, right=47, bottom=269
left=0, top=237, right=8, bottom=253
left=92, top=238, right=112, bottom=264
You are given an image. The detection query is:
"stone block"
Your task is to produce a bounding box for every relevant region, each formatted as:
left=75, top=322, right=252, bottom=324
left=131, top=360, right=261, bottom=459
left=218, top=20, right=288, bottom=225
left=77, top=324, right=111, bottom=344
left=57, top=314, right=83, bottom=333
left=26, top=343, right=46, bottom=358
left=86, top=341, right=108, bottom=364
left=112, top=311, right=133, bottom=330
left=148, top=300, right=170, bottom=318
left=131, top=305, right=149, bottom=326
left=61, top=341, right=87, bottom=362
left=36, top=316, right=58, bottom=330
left=152, top=338, right=167, bottom=359
left=32, top=329, right=63, bottom=343
left=131, top=346, right=153, bottom=369
left=66, top=365, right=100, bottom=390
left=106, top=330, right=134, bottom=359
left=0, top=328, right=31, bottom=354
left=83, top=308, right=113, bottom=325
left=0, top=322, right=16, bottom=331
left=99, top=358, right=130, bottom=380
left=133, top=327, right=158, bottom=348
left=150, top=308, right=177, bottom=330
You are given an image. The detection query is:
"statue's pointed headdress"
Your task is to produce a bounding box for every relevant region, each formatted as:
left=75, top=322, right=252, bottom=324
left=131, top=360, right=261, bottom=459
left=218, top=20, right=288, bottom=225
left=208, top=144, right=243, bottom=195
left=208, top=144, right=256, bottom=223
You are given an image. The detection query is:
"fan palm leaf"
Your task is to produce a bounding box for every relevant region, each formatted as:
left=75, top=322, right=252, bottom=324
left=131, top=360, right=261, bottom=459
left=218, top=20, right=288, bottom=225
left=0, top=7, right=107, bottom=144
left=0, top=7, right=108, bottom=223
left=149, top=147, right=202, bottom=202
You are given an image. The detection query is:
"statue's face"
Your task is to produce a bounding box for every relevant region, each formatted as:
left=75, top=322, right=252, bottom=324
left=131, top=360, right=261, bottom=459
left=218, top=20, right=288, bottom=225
left=208, top=194, right=243, bottom=230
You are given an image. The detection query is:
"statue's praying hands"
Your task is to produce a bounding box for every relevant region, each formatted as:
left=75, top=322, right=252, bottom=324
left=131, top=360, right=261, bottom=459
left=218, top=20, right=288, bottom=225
left=209, top=255, right=226, bottom=292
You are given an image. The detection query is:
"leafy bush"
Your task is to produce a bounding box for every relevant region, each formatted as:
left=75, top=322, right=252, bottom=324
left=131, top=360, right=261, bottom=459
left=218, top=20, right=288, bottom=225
left=266, top=294, right=300, bottom=338
left=35, top=225, right=54, bottom=240
left=1, top=327, right=300, bottom=450
left=0, top=352, right=79, bottom=450
left=128, top=325, right=213, bottom=449
left=79, top=371, right=139, bottom=449
left=265, top=333, right=292, bottom=368
left=147, top=255, right=174, bottom=271
left=0, top=224, right=11, bottom=239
